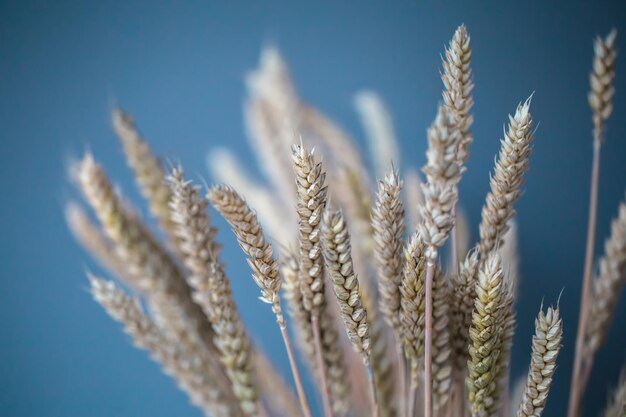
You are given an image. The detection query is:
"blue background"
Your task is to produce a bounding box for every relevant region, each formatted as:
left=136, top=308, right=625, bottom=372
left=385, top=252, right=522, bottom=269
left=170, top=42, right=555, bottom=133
left=1, top=1, right=626, bottom=416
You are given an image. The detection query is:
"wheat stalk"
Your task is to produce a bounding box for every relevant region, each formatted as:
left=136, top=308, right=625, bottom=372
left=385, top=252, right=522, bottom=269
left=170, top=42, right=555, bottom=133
left=167, top=167, right=259, bottom=415
left=89, top=275, right=240, bottom=417
left=569, top=30, right=618, bottom=417
left=207, top=184, right=313, bottom=417
left=516, top=305, right=562, bottom=417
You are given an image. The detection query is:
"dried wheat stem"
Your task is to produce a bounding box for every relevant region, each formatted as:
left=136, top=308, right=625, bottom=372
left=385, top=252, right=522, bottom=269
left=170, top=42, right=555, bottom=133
left=76, top=154, right=216, bottom=362
left=112, top=108, right=177, bottom=241
left=312, top=313, right=334, bottom=417
left=167, top=168, right=258, bottom=415
left=478, top=98, right=534, bottom=257
left=372, top=168, right=406, bottom=337
left=207, top=184, right=312, bottom=417
left=424, top=259, right=435, bottom=417
left=569, top=30, right=618, bottom=417
left=89, top=275, right=240, bottom=417
left=253, top=349, right=305, bottom=417
left=516, top=305, right=562, bottom=417
left=467, top=253, right=509, bottom=417
left=585, top=197, right=626, bottom=352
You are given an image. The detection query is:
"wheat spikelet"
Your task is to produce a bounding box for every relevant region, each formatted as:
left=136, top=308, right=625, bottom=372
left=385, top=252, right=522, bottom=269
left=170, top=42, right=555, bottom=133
left=419, top=104, right=464, bottom=259
left=602, top=367, right=626, bottom=417
left=589, top=29, right=618, bottom=143
left=586, top=197, right=626, bottom=353
left=516, top=305, right=562, bottom=417
left=451, top=248, right=480, bottom=370
left=478, top=98, right=534, bottom=257
left=112, top=108, right=177, bottom=240
left=372, top=168, right=406, bottom=335
left=399, top=232, right=427, bottom=379
left=75, top=154, right=215, bottom=358
left=89, top=275, right=240, bottom=417
left=167, top=167, right=258, bottom=415
left=441, top=24, right=474, bottom=165
left=467, top=253, right=509, bottom=417
left=321, top=208, right=371, bottom=362
left=208, top=185, right=285, bottom=325
left=495, top=293, right=516, bottom=415
left=404, top=168, right=425, bottom=232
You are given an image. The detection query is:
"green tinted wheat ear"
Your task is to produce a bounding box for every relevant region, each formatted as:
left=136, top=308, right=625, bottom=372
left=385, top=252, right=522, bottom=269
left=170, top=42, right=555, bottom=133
left=586, top=197, right=626, bottom=353
left=372, top=168, right=406, bottom=336
left=207, top=184, right=312, bottom=417
left=516, top=305, right=563, bottom=417
left=399, top=233, right=426, bottom=377
left=441, top=24, right=474, bottom=164
left=89, top=275, right=240, bottom=417
left=167, top=168, right=258, bottom=416
left=430, top=266, right=453, bottom=409
left=478, top=98, right=534, bottom=257
left=589, top=29, right=617, bottom=144
left=112, top=108, right=177, bottom=241
left=467, top=253, right=508, bottom=417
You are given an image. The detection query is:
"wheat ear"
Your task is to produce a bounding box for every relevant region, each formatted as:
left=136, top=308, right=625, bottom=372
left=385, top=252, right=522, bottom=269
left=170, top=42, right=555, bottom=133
left=441, top=24, right=474, bottom=165
left=516, top=305, right=563, bottom=417
left=75, top=154, right=216, bottom=360
left=321, top=209, right=378, bottom=417
left=354, top=91, right=400, bottom=178
left=451, top=248, right=480, bottom=370
left=112, top=108, right=177, bottom=241
left=167, top=167, right=258, bottom=415
left=478, top=97, right=534, bottom=258
left=569, top=30, right=618, bottom=417
left=372, top=168, right=406, bottom=335
left=89, top=275, right=240, bottom=417
left=399, top=232, right=426, bottom=416
left=419, top=104, right=464, bottom=417
left=65, top=202, right=128, bottom=282
left=586, top=197, right=626, bottom=353
left=602, top=366, right=626, bottom=417
left=207, top=184, right=312, bottom=417
left=467, top=252, right=509, bottom=417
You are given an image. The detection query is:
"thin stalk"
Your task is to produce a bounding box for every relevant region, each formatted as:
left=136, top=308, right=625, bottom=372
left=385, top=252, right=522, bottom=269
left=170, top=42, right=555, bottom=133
left=424, top=256, right=436, bottom=417
left=367, top=366, right=380, bottom=417
left=311, top=313, right=333, bottom=417
left=408, top=381, right=417, bottom=417
left=280, top=323, right=313, bottom=417
left=568, top=138, right=601, bottom=417
left=395, top=340, right=407, bottom=417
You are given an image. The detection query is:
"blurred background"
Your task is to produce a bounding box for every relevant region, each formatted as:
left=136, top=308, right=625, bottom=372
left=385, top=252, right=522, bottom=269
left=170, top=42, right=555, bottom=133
left=1, top=1, right=626, bottom=416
